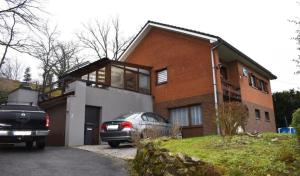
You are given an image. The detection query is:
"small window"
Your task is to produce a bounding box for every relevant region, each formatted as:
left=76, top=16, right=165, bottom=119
left=255, top=109, right=260, bottom=120
left=265, top=112, right=270, bottom=121
left=157, top=68, right=167, bottom=85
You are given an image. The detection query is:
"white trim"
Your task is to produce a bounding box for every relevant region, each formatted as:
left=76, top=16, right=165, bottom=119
left=119, top=22, right=218, bottom=61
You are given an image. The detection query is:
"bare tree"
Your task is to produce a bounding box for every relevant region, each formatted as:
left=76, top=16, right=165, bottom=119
left=0, top=58, right=23, bottom=80
left=52, top=41, right=84, bottom=78
left=78, top=18, right=131, bottom=60
left=26, top=23, right=58, bottom=89
left=0, top=0, right=43, bottom=69
left=112, top=17, right=131, bottom=60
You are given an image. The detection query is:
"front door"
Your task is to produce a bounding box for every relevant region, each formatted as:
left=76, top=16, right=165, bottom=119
left=84, top=106, right=101, bottom=145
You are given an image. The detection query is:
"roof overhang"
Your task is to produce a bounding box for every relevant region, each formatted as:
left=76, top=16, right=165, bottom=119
left=217, top=40, right=277, bottom=80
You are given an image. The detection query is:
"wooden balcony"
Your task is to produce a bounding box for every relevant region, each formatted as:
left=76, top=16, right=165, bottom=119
left=221, top=79, right=241, bottom=101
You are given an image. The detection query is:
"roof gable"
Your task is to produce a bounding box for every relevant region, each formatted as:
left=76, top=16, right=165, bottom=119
left=119, top=21, right=276, bottom=80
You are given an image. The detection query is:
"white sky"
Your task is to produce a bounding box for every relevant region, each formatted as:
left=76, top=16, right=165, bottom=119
left=14, top=0, right=300, bottom=92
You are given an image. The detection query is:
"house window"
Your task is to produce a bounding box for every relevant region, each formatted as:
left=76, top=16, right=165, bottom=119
left=125, top=70, right=138, bottom=91
left=111, top=66, right=124, bottom=88
left=157, top=68, right=167, bottom=85
left=81, top=74, right=88, bottom=80
left=249, top=74, right=257, bottom=87
left=255, top=109, right=260, bottom=120
left=89, top=71, right=96, bottom=82
left=170, top=105, right=202, bottom=127
left=139, top=74, right=150, bottom=94
left=265, top=111, right=270, bottom=121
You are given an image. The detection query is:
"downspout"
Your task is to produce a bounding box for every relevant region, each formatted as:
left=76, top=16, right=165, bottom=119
left=210, top=42, right=222, bottom=135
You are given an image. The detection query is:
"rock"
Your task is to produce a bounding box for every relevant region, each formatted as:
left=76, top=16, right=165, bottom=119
left=271, top=137, right=279, bottom=142
left=133, top=141, right=222, bottom=176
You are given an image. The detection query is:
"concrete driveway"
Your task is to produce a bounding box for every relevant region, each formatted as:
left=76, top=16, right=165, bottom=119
left=76, top=143, right=137, bottom=160
left=0, top=145, right=128, bottom=176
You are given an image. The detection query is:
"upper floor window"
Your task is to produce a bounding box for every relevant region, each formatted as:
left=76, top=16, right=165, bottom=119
left=255, top=109, right=261, bottom=120
left=248, top=73, right=269, bottom=94
left=157, top=68, right=167, bottom=85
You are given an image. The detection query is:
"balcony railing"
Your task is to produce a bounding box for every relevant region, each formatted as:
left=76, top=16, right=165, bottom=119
left=221, top=79, right=241, bottom=101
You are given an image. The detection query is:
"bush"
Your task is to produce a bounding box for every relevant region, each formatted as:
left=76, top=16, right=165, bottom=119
left=292, top=108, right=300, bottom=143
left=217, top=102, right=249, bottom=137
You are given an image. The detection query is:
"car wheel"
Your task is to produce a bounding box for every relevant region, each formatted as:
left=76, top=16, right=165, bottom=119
left=108, top=141, right=120, bottom=148
left=25, top=141, right=33, bottom=149
left=36, top=140, right=46, bottom=150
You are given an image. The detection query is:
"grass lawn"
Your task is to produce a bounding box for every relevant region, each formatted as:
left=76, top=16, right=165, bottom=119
left=158, top=133, right=300, bottom=176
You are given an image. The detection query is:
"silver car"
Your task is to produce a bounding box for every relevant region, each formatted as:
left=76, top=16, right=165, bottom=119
left=100, top=112, right=170, bottom=148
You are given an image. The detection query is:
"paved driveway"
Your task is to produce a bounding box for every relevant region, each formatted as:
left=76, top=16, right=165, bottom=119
left=76, top=144, right=137, bottom=160
left=0, top=145, right=128, bottom=176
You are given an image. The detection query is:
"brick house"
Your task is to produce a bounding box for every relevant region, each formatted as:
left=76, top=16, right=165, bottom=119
left=19, top=21, right=276, bottom=146
left=120, top=21, right=277, bottom=137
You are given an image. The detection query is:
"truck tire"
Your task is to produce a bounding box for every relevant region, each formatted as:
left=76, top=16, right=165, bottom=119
left=36, top=139, right=46, bottom=150
left=25, top=141, right=33, bottom=149
left=108, top=141, right=120, bottom=148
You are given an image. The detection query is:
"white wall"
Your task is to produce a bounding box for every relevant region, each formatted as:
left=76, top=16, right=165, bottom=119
left=64, top=81, right=153, bottom=146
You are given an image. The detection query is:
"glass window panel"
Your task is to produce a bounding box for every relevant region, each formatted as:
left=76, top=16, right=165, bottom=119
left=170, top=107, right=188, bottom=126
left=139, top=74, right=150, bottom=93
left=97, top=67, right=106, bottom=84
left=157, top=69, right=167, bottom=84
left=89, top=71, right=96, bottom=82
left=191, top=105, right=202, bottom=125
left=81, top=74, right=88, bottom=80
left=125, top=70, right=138, bottom=91
left=111, top=66, right=124, bottom=88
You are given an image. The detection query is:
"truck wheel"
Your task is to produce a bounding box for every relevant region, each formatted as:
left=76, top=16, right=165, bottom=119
left=108, top=141, right=120, bottom=148
left=36, top=140, right=46, bottom=150
left=25, top=141, right=33, bottom=149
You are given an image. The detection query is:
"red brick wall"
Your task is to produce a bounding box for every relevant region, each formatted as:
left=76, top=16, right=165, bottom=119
left=125, top=28, right=217, bottom=135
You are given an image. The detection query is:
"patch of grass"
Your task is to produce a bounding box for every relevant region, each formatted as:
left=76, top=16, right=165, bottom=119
left=158, top=133, right=300, bottom=176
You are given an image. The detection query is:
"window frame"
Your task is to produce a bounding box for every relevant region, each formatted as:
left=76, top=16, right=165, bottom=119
left=169, top=104, right=203, bottom=127
left=265, top=111, right=270, bottom=122
left=255, top=109, right=261, bottom=120
left=156, top=68, right=168, bottom=85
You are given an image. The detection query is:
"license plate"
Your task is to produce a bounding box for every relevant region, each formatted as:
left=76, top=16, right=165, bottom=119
left=13, top=131, right=31, bottom=136
left=107, top=125, right=119, bottom=130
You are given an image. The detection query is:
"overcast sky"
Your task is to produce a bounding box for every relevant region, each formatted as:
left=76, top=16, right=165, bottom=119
left=14, top=0, right=300, bottom=92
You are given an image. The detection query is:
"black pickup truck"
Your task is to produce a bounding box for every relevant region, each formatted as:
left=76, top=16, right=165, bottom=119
left=0, top=103, right=49, bottom=149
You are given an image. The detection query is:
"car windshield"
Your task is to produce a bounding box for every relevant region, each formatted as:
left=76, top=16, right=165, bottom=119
left=114, top=113, right=140, bottom=120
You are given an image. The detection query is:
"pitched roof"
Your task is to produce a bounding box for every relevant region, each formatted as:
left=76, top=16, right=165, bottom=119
left=119, top=21, right=277, bottom=80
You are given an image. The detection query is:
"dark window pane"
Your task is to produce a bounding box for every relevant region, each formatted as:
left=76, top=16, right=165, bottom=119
left=265, top=112, right=270, bottom=121
left=255, top=109, right=260, bottom=120
left=139, top=74, right=150, bottom=93
left=125, top=70, right=138, bottom=91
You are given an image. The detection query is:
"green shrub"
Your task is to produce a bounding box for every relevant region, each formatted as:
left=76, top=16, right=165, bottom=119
left=292, top=108, right=300, bottom=142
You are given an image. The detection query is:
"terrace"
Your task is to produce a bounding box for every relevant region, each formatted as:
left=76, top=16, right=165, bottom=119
left=38, top=58, right=152, bottom=102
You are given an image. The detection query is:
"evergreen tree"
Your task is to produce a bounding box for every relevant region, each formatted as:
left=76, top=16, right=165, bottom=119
left=23, top=67, right=32, bottom=83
